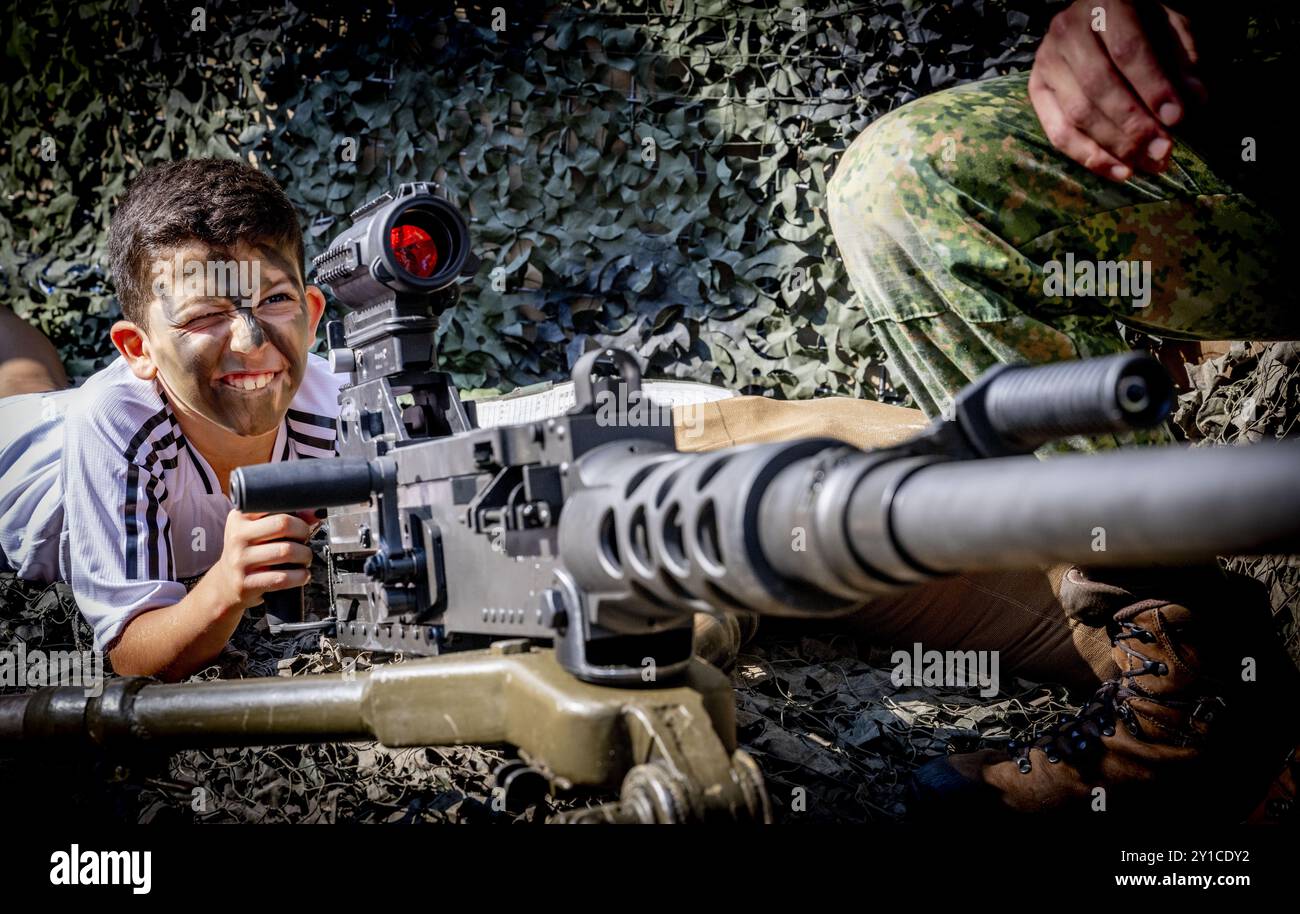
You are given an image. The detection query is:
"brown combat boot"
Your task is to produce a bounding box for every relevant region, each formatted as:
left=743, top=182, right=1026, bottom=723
left=909, top=566, right=1299, bottom=821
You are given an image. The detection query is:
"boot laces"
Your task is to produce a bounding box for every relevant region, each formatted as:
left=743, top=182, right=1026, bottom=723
left=1007, top=619, right=1222, bottom=775
left=1007, top=680, right=1123, bottom=775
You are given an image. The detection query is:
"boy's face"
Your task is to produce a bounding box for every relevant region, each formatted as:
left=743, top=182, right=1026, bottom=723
left=114, top=238, right=326, bottom=437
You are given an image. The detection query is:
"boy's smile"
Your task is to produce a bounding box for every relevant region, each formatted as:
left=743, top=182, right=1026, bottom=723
left=219, top=369, right=283, bottom=391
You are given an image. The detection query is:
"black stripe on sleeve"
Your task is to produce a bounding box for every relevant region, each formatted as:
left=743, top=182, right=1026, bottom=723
left=286, top=408, right=337, bottom=431
left=142, top=424, right=184, bottom=581
left=136, top=452, right=175, bottom=582
left=125, top=464, right=140, bottom=579
left=122, top=408, right=170, bottom=580
left=161, top=487, right=174, bottom=580
left=144, top=472, right=162, bottom=580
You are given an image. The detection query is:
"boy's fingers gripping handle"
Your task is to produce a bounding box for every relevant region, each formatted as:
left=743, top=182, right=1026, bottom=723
left=232, top=460, right=379, bottom=630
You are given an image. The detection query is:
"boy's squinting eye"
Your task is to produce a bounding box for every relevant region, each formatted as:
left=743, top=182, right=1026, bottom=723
left=175, top=294, right=298, bottom=330
left=179, top=311, right=227, bottom=329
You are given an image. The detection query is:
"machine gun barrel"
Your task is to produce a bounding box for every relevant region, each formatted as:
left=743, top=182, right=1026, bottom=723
left=560, top=437, right=1300, bottom=623
left=757, top=440, right=1300, bottom=602
left=877, top=441, right=1300, bottom=572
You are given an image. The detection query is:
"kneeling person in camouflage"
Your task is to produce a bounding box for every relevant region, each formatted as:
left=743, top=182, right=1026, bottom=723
left=820, top=0, right=1298, bottom=819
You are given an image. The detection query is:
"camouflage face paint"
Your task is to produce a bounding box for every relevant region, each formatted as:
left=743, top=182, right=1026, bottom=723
left=232, top=306, right=268, bottom=348
left=146, top=241, right=312, bottom=436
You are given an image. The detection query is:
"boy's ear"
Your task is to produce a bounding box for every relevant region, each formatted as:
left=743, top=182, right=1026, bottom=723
left=305, top=284, right=327, bottom=337
left=110, top=320, right=159, bottom=381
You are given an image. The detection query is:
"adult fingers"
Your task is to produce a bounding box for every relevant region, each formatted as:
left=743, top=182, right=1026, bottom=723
left=1056, top=29, right=1172, bottom=170
left=1030, top=63, right=1133, bottom=182
left=1095, top=0, right=1186, bottom=127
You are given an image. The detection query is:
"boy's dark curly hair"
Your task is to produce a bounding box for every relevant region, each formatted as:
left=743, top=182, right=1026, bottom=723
left=108, top=158, right=303, bottom=328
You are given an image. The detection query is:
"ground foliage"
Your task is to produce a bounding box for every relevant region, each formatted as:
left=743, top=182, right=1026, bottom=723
left=1174, top=341, right=1300, bottom=664
left=3, top=0, right=1064, bottom=397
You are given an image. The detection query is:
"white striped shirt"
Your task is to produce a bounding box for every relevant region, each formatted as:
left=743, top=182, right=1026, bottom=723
left=0, top=353, right=343, bottom=650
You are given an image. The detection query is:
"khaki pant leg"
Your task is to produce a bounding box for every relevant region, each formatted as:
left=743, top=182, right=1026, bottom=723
left=846, top=567, right=1117, bottom=694
left=674, top=394, right=929, bottom=452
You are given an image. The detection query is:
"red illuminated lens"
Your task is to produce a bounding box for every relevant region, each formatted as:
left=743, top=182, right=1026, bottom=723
left=390, top=224, right=440, bottom=278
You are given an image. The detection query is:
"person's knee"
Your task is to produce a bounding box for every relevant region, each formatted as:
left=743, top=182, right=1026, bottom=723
left=829, top=73, right=1035, bottom=233
left=827, top=101, right=923, bottom=232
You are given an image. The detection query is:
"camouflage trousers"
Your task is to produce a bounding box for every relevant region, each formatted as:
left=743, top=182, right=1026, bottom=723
left=827, top=72, right=1297, bottom=425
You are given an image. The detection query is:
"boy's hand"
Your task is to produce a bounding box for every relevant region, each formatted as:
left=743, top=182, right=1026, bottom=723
left=108, top=507, right=323, bottom=681
left=1029, top=0, right=1206, bottom=182
left=213, top=509, right=317, bottom=611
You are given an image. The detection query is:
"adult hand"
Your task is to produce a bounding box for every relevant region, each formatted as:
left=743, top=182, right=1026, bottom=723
left=1028, top=0, right=1206, bottom=182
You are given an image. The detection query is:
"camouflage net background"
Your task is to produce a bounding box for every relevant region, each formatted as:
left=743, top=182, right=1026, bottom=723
left=2, top=0, right=1067, bottom=399
left=1174, top=342, right=1300, bottom=665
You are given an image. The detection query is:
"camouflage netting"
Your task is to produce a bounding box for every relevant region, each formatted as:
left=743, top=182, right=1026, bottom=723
left=3, top=0, right=1065, bottom=397
left=1174, top=341, right=1300, bottom=664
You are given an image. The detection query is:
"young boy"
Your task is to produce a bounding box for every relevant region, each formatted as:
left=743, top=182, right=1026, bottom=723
left=0, top=158, right=343, bottom=681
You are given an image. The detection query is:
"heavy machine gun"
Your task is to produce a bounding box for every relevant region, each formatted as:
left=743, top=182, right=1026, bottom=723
left=4, top=184, right=1299, bottom=822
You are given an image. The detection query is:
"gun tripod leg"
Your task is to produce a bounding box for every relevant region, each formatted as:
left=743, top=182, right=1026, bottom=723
left=556, top=704, right=772, bottom=824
